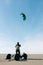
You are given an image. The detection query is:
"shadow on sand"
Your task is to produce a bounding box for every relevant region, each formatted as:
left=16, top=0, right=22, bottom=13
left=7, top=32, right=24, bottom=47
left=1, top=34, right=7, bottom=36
left=11, top=58, right=43, bottom=62
left=27, top=58, right=43, bottom=60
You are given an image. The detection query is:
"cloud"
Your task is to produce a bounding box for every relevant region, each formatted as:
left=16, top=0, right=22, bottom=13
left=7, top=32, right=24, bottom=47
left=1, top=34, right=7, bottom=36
left=21, top=33, right=43, bottom=54
left=0, top=32, right=43, bottom=54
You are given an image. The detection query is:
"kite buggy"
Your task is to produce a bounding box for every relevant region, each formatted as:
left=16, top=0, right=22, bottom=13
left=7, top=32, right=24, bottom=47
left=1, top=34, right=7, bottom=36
left=6, top=42, right=27, bottom=61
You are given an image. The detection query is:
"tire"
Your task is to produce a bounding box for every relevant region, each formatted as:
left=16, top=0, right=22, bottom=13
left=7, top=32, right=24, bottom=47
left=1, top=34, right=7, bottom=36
left=6, top=54, right=11, bottom=60
left=14, top=54, right=20, bottom=61
left=22, top=53, right=27, bottom=60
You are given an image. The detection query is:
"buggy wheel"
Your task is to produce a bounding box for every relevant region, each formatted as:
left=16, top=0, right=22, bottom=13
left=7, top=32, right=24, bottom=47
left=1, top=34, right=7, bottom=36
left=14, top=54, right=20, bottom=61
left=6, top=54, right=11, bottom=60
left=22, top=53, right=27, bottom=60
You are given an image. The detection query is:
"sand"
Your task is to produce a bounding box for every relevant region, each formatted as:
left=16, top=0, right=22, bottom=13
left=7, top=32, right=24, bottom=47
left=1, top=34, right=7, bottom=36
left=0, top=54, right=43, bottom=65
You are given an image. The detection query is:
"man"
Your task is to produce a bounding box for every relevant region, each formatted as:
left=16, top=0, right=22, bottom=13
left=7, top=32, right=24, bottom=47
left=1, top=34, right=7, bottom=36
left=15, top=42, right=21, bottom=55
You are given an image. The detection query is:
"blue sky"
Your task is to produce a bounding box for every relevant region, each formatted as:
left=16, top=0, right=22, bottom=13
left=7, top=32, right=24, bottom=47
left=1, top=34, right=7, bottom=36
left=0, top=0, right=43, bottom=54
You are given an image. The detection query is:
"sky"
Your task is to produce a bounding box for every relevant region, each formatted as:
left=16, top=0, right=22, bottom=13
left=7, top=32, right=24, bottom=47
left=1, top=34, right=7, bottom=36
left=0, top=0, right=43, bottom=54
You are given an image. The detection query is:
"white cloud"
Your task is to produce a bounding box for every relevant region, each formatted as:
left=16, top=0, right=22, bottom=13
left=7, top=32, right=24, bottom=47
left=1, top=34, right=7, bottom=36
left=0, top=32, right=43, bottom=54
left=21, top=34, right=43, bottom=54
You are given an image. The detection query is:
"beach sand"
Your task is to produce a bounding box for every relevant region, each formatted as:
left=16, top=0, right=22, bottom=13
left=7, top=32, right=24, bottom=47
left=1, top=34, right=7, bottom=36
left=0, top=54, right=43, bottom=65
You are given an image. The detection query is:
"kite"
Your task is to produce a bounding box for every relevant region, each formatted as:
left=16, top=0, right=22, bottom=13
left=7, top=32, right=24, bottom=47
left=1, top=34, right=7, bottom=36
left=20, top=13, right=26, bottom=21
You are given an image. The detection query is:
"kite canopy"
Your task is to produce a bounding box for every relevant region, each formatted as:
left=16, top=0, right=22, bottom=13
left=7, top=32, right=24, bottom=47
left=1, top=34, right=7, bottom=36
left=20, top=13, right=26, bottom=21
